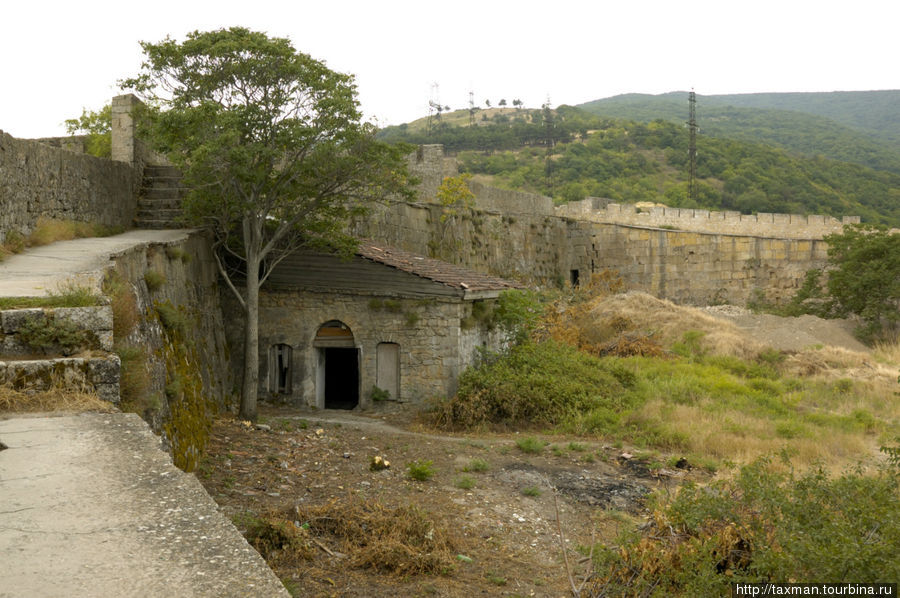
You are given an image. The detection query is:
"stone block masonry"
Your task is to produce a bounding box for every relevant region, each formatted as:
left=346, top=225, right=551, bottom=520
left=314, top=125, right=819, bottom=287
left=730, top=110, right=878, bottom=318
left=559, top=198, right=860, bottom=239
left=590, top=224, right=830, bottom=305
left=0, top=129, right=139, bottom=241
left=222, top=287, right=504, bottom=407
left=356, top=144, right=848, bottom=306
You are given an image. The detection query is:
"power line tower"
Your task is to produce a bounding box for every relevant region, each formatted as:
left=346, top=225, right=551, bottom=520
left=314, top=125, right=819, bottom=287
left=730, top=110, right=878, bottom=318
left=468, top=91, right=476, bottom=126
left=427, top=82, right=443, bottom=133
left=688, top=90, right=698, bottom=204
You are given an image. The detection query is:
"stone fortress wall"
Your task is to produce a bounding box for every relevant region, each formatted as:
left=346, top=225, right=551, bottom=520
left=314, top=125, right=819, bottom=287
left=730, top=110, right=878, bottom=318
left=0, top=95, right=162, bottom=243
left=558, top=197, right=859, bottom=239
left=356, top=144, right=854, bottom=306
left=0, top=129, right=139, bottom=241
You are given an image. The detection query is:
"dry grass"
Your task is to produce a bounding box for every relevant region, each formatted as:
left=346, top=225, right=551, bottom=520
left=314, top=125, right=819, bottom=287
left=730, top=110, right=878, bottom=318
left=874, top=338, right=900, bottom=366
left=0, top=383, right=114, bottom=413
left=295, top=496, right=460, bottom=576
left=629, top=401, right=875, bottom=470
left=103, top=271, right=139, bottom=341
left=582, top=292, right=764, bottom=359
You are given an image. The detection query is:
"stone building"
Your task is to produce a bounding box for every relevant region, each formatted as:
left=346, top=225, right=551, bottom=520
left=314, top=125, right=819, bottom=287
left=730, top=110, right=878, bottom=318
left=222, top=241, right=519, bottom=410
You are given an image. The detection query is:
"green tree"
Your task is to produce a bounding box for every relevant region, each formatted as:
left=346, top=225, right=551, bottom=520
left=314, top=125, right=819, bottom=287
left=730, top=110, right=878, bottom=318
left=64, top=104, right=111, bottom=158
left=436, top=174, right=475, bottom=256
left=123, top=28, right=413, bottom=420
left=823, top=224, right=900, bottom=340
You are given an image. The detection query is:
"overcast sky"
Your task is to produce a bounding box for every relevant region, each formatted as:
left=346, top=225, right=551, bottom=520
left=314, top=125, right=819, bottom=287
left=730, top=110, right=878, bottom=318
left=2, top=0, right=897, bottom=139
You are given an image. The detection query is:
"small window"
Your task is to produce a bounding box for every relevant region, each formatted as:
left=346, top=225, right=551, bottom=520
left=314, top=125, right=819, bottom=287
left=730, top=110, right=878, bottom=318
left=268, top=344, right=292, bottom=394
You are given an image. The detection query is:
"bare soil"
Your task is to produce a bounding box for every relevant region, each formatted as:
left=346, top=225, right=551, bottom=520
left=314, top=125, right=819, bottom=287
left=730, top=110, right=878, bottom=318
left=197, top=406, right=704, bottom=597
left=196, top=308, right=875, bottom=596
left=702, top=305, right=869, bottom=353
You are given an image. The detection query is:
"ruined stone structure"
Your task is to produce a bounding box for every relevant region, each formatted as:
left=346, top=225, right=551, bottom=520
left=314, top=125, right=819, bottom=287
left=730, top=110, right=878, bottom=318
left=221, top=242, right=516, bottom=407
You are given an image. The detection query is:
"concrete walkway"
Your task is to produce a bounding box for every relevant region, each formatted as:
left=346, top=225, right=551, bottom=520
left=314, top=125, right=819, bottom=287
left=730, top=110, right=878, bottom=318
left=0, top=412, right=289, bottom=598
left=0, top=229, right=192, bottom=297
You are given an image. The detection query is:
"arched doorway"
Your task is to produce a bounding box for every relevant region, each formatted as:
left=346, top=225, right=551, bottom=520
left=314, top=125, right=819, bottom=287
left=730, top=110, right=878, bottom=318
left=313, top=320, right=359, bottom=410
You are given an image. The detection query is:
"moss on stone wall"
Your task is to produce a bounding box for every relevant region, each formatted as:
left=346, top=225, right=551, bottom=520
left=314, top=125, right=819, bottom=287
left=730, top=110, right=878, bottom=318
left=155, top=300, right=214, bottom=473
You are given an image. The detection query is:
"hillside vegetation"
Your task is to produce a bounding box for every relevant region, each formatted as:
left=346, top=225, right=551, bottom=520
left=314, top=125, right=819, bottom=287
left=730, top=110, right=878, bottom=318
left=380, top=106, right=900, bottom=226
left=579, top=91, right=900, bottom=173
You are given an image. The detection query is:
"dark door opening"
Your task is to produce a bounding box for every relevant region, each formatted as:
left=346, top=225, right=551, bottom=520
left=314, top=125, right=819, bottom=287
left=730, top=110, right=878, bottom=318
left=324, top=347, right=359, bottom=409
left=570, top=269, right=580, bottom=287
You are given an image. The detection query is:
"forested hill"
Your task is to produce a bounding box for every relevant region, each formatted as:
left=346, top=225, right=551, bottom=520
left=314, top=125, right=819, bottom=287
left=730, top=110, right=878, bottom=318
left=377, top=106, right=900, bottom=227
left=578, top=91, right=900, bottom=174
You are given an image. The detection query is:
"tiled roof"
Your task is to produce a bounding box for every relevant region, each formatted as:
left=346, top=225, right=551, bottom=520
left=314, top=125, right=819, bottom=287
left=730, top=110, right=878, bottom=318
left=357, top=241, right=522, bottom=292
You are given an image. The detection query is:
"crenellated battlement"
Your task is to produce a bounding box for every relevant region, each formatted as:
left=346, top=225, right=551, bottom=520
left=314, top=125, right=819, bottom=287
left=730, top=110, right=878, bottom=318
left=556, top=198, right=859, bottom=240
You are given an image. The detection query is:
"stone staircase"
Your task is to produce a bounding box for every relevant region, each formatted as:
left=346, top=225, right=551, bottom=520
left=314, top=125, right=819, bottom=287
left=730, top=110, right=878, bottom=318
left=135, top=165, right=186, bottom=229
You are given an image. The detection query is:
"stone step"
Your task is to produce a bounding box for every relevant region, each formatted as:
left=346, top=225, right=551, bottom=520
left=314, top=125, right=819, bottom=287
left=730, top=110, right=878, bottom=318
left=143, top=175, right=184, bottom=186
left=138, top=197, right=183, bottom=209
left=143, top=165, right=181, bottom=177
left=141, top=187, right=186, bottom=200
left=137, top=208, right=184, bottom=220
left=134, top=218, right=186, bottom=230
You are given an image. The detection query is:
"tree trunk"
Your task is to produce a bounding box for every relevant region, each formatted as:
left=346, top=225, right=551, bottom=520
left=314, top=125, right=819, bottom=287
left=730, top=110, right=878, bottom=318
left=239, top=257, right=261, bottom=421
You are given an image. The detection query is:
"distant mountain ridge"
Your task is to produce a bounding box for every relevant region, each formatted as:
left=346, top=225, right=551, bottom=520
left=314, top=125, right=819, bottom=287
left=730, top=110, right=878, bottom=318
left=578, top=91, right=900, bottom=173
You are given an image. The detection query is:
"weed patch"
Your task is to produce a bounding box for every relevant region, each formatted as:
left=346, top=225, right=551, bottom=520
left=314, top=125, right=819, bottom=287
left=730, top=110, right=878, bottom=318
left=144, top=270, right=166, bottom=292
left=516, top=437, right=545, bottom=454
left=406, top=459, right=436, bottom=481
left=17, top=313, right=92, bottom=356
left=592, top=458, right=900, bottom=595
left=25, top=216, right=122, bottom=247
left=462, top=458, right=490, bottom=472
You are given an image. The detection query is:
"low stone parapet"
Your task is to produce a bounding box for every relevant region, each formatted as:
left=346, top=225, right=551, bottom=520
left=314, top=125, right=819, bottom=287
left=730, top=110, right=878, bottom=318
left=0, top=305, right=113, bottom=356
left=0, top=354, right=120, bottom=403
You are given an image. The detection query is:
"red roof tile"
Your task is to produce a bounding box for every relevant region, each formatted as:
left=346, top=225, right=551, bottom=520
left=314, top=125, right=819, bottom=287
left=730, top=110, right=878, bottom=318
left=356, top=241, right=521, bottom=292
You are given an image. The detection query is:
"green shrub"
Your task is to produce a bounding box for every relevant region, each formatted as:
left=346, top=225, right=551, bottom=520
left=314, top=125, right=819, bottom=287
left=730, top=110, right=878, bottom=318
left=521, top=486, right=541, bottom=497
left=155, top=302, right=188, bottom=337
left=17, top=314, right=90, bottom=355
left=462, top=458, right=490, bottom=473
left=516, top=437, right=545, bottom=454
left=454, top=475, right=475, bottom=490
left=406, top=459, right=436, bottom=481
left=593, top=458, right=900, bottom=595
left=165, top=246, right=191, bottom=263
left=435, top=340, right=637, bottom=429
left=144, top=270, right=166, bottom=292
left=0, top=285, right=101, bottom=310
left=370, top=385, right=391, bottom=402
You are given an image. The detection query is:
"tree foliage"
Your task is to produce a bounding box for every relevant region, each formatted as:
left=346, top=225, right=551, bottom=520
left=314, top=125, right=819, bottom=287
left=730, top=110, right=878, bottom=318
left=65, top=104, right=111, bottom=158
left=380, top=106, right=900, bottom=226
left=123, top=27, right=413, bottom=419
left=822, top=225, right=900, bottom=340
left=579, top=91, right=900, bottom=173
